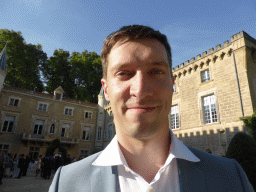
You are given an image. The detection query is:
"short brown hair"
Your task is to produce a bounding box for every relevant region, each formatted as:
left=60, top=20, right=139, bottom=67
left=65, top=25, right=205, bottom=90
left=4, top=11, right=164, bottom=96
left=101, top=25, right=172, bottom=78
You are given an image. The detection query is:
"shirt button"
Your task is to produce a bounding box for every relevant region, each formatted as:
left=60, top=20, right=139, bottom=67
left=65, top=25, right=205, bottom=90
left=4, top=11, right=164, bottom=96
left=149, top=188, right=153, bottom=192
left=125, top=167, right=130, bottom=173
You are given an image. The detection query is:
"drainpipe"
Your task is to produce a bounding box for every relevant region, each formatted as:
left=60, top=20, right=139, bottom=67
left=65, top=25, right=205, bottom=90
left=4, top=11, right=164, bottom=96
left=232, top=51, right=244, bottom=117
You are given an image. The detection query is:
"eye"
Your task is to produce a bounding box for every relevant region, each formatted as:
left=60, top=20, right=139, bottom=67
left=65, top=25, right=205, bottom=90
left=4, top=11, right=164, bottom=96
left=151, top=69, right=164, bottom=75
left=116, top=71, right=129, bottom=76
left=115, top=70, right=133, bottom=80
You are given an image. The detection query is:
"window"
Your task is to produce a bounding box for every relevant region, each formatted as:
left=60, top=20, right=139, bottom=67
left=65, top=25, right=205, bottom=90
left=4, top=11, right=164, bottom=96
left=173, top=83, right=176, bottom=93
left=201, top=70, right=210, bottom=83
left=170, top=105, right=179, bottom=129
left=38, top=102, right=48, bottom=111
left=80, top=150, right=88, bottom=158
left=29, top=147, right=40, bottom=159
left=85, top=111, right=92, bottom=119
left=110, top=111, right=113, bottom=117
left=97, top=127, right=102, bottom=141
left=2, top=116, right=15, bottom=132
left=33, top=120, right=44, bottom=134
left=108, top=124, right=113, bottom=140
left=64, top=107, right=73, bottom=116
left=82, top=127, right=90, bottom=141
left=0, top=144, right=9, bottom=155
left=61, top=124, right=70, bottom=137
left=50, top=124, right=55, bottom=134
left=55, top=93, right=61, bottom=100
left=203, top=94, right=217, bottom=124
left=8, top=98, right=20, bottom=107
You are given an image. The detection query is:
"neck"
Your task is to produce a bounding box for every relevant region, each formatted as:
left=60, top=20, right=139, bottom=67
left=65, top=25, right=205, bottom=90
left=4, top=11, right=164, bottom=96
left=117, top=128, right=171, bottom=183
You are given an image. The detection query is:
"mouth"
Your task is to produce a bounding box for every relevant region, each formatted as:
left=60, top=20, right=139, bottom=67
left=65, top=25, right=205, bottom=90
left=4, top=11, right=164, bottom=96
left=127, top=106, right=156, bottom=113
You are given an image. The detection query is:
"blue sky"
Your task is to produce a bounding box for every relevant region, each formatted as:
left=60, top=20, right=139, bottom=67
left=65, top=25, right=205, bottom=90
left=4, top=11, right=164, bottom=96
left=1, top=0, right=256, bottom=68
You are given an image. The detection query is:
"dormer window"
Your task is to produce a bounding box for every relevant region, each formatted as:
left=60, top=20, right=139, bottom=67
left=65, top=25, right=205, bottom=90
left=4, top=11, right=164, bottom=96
left=54, top=86, right=64, bottom=101
left=55, top=93, right=61, bottom=100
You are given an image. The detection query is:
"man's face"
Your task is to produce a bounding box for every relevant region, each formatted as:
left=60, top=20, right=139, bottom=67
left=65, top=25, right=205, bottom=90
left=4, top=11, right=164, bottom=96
left=101, top=38, right=174, bottom=139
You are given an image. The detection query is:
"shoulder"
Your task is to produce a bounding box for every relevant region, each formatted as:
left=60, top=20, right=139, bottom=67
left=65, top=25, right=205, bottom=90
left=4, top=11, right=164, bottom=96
left=51, top=152, right=108, bottom=191
left=186, top=147, right=254, bottom=191
left=186, top=146, right=247, bottom=179
left=60, top=152, right=102, bottom=176
left=187, top=146, right=236, bottom=168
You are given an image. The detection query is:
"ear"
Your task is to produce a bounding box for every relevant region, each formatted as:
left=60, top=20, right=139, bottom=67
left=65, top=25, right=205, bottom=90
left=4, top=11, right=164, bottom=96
left=101, top=78, right=110, bottom=101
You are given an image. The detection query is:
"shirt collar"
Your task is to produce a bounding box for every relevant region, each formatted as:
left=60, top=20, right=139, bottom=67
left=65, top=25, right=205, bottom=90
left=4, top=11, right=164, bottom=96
left=92, top=130, right=200, bottom=167
left=92, top=135, right=124, bottom=166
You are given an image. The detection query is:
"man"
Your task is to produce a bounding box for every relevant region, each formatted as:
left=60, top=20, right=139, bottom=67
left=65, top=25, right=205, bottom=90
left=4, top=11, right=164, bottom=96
left=49, top=25, right=254, bottom=192
left=64, top=154, right=72, bottom=166
left=17, top=154, right=26, bottom=179
left=1, top=153, right=9, bottom=178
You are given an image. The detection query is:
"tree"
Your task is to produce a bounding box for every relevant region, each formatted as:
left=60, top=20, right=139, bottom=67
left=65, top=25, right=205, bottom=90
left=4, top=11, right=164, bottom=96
left=241, top=111, right=256, bottom=142
left=70, top=50, right=102, bottom=103
left=225, top=132, right=256, bottom=190
left=0, top=29, right=47, bottom=92
left=41, top=49, right=75, bottom=99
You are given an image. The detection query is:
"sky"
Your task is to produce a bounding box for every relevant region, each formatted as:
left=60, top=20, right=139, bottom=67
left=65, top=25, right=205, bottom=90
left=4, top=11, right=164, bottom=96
left=1, top=0, right=256, bottom=68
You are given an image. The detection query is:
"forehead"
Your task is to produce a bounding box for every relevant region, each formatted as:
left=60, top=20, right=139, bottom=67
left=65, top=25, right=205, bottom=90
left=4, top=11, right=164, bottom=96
left=108, top=38, right=169, bottom=68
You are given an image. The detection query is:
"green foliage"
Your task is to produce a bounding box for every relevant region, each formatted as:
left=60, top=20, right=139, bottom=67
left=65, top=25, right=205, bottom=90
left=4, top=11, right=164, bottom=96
left=45, top=138, right=67, bottom=158
left=241, top=111, right=256, bottom=141
left=1, top=28, right=102, bottom=104
left=0, top=29, right=47, bottom=92
left=70, top=50, right=102, bottom=103
left=42, top=49, right=75, bottom=99
left=42, top=49, right=102, bottom=103
left=225, top=132, right=256, bottom=190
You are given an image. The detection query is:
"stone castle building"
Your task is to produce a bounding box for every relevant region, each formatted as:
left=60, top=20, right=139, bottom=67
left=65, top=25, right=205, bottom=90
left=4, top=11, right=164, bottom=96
left=0, top=30, right=256, bottom=157
left=0, top=85, right=98, bottom=158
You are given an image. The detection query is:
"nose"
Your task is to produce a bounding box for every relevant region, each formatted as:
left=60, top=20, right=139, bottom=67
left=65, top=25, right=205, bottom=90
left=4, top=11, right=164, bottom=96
left=130, top=71, right=153, bottom=99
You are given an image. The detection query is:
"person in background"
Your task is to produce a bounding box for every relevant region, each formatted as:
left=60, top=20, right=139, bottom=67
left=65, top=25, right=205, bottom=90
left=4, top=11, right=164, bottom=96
left=64, top=154, right=72, bottom=165
left=5, top=153, right=13, bottom=178
left=17, top=154, right=26, bottom=179
left=35, top=155, right=42, bottom=178
left=12, top=157, right=20, bottom=179
left=72, top=157, right=76, bottom=163
left=2, top=153, right=9, bottom=178
left=23, top=155, right=30, bottom=176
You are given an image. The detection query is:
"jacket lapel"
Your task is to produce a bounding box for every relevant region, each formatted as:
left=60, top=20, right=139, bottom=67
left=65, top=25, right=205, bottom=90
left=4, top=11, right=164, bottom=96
left=177, top=159, right=207, bottom=192
left=91, top=165, right=120, bottom=192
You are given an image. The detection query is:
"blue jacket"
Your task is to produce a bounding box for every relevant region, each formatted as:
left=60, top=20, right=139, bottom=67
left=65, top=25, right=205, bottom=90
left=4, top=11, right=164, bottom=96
left=49, top=147, right=254, bottom=192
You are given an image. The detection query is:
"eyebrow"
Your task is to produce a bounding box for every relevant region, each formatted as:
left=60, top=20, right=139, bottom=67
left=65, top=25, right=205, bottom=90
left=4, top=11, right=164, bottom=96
left=111, top=61, right=168, bottom=71
left=151, top=61, right=168, bottom=67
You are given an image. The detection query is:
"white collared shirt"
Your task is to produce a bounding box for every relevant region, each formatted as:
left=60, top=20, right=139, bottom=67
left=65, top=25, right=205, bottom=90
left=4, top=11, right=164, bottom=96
left=92, top=130, right=200, bottom=192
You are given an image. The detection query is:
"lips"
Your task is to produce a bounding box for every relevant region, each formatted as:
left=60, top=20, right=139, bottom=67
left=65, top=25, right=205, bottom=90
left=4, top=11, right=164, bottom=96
left=127, top=106, right=156, bottom=113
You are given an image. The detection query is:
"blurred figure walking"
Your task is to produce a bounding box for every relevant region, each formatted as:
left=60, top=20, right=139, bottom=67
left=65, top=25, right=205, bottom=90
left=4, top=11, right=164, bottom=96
left=35, top=155, right=42, bottom=177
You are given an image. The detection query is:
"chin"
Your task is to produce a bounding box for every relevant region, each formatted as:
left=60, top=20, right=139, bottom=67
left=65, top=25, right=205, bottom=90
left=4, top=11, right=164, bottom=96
left=125, top=123, right=158, bottom=139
